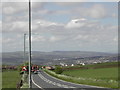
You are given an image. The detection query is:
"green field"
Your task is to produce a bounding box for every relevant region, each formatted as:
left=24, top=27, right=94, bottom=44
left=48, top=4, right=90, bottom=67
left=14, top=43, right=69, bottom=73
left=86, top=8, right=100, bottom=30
left=62, top=67, right=118, bottom=81
left=45, top=62, right=119, bottom=88
left=61, top=62, right=119, bottom=88
left=2, top=70, right=21, bottom=88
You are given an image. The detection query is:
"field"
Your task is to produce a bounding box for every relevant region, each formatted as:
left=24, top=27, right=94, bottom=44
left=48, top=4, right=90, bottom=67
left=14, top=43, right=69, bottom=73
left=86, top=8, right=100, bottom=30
left=2, top=70, right=21, bottom=88
left=63, top=67, right=118, bottom=81
left=45, top=62, right=119, bottom=88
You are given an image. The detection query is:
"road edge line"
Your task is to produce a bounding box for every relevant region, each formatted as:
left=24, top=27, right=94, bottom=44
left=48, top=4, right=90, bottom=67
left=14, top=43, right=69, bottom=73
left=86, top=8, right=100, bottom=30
left=32, top=75, right=44, bottom=89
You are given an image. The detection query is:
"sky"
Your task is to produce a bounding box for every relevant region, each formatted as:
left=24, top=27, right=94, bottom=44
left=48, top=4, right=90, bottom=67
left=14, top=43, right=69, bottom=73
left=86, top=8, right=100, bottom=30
left=1, top=0, right=119, bottom=53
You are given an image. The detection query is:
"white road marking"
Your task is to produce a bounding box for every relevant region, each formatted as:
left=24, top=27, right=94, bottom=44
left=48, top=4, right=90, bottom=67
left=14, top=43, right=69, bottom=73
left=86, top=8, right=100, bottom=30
left=32, top=75, right=44, bottom=89
left=38, top=72, right=76, bottom=88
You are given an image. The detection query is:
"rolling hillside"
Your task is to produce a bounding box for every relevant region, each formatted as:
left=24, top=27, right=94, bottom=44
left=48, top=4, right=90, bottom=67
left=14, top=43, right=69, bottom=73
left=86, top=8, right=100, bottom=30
left=1, top=51, right=117, bottom=65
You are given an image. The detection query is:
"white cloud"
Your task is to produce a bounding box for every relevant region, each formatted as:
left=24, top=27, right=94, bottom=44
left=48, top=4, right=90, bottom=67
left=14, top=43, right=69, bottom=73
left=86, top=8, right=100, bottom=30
left=37, top=20, right=63, bottom=27
left=0, top=21, right=2, bottom=32
left=49, top=36, right=61, bottom=42
left=0, top=37, right=2, bottom=44
left=65, top=18, right=87, bottom=29
left=1, top=0, right=119, bottom=2
left=1, top=2, right=118, bottom=52
left=2, top=2, right=44, bottom=15
left=111, top=13, right=118, bottom=18
left=113, top=37, right=118, bottom=42
left=3, top=2, right=28, bottom=15
left=52, top=4, right=111, bottom=19
left=65, top=18, right=100, bottom=29
left=55, top=2, right=84, bottom=6
left=3, top=21, right=28, bottom=33
left=2, top=38, right=14, bottom=43
left=73, top=4, right=107, bottom=19
left=88, top=4, right=106, bottom=18
left=74, top=35, right=89, bottom=40
left=2, top=2, right=111, bottom=21
left=3, top=6, right=16, bottom=14
left=3, top=17, right=64, bottom=34
left=2, top=17, right=118, bottom=52
left=26, top=36, right=46, bottom=42
left=32, top=36, right=46, bottom=42
left=32, top=2, right=44, bottom=9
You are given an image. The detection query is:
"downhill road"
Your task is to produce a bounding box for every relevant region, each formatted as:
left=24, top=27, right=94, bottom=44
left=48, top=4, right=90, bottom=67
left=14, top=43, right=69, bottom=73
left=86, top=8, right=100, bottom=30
left=31, top=70, right=115, bottom=90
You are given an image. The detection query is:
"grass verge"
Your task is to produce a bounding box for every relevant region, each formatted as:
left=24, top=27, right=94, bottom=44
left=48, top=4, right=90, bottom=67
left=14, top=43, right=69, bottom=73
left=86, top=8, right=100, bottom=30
left=21, top=72, right=29, bottom=88
left=2, top=70, right=21, bottom=88
left=44, top=68, right=119, bottom=89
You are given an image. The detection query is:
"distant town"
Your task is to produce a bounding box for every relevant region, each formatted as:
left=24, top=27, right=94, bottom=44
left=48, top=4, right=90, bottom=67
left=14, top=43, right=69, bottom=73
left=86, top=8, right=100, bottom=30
left=1, top=51, right=118, bottom=67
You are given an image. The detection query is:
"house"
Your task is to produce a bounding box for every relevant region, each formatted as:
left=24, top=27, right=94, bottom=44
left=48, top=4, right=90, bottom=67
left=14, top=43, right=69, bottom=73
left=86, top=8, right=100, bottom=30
left=80, top=63, right=85, bottom=66
left=65, top=64, right=68, bottom=66
left=45, top=66, right=54, bottom=70
left=71, top=64, right=74, bottom=66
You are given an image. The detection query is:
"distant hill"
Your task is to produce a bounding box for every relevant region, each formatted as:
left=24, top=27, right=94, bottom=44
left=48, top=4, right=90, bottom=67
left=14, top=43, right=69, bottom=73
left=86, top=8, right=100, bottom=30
left=1, top=51, right=116, bottom=65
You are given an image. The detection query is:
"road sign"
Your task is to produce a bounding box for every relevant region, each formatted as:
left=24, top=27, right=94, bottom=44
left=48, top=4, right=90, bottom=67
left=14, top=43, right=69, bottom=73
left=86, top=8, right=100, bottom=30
left=22, top=66, right=27, bottom=71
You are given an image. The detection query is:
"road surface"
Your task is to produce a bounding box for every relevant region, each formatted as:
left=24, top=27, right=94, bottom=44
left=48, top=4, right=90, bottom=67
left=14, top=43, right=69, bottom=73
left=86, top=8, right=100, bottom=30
left=31, top=70, right=115, bottom=90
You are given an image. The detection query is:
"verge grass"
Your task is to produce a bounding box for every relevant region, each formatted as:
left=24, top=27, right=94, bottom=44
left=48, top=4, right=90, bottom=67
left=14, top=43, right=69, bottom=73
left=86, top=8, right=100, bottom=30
left=2, top=70, right=21, bottom=88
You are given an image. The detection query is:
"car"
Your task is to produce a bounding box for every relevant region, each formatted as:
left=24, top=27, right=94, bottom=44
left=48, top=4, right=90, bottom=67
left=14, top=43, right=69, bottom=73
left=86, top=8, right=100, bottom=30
left=34, top=71, right=38, bottom=74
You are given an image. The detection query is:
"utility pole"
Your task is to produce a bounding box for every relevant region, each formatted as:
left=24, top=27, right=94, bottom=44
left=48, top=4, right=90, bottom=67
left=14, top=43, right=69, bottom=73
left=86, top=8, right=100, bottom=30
left=24, top=34, right=26, bottom=62
left=28, top=0, right=32, bottom=88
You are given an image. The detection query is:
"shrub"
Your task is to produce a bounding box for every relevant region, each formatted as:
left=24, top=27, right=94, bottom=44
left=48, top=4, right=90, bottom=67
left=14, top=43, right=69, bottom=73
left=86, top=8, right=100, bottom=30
left=55, top=66, right=63, bottom=74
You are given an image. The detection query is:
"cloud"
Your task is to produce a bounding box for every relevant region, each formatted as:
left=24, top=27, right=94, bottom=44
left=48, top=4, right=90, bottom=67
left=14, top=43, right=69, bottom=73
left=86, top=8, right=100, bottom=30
left=113, top=36, right=118, bottom=42
left=2, top=2, right=118, bottom=52
left=104, top=0, right=119, bottom=1
left=72, top=4, right=107, bottom=19
left=55, top=2, right=84, bottom=6
left=2, top=17, right=118, bottom=52
left=25, top=35, right=46, bottom=42
left=2, top=16, right=64, bottom=34
left=31, top=36, right=46, bottom=42
left=87, top=4, right=107, bottom=18
left=49, top=36, right=61, bottom=42
left=74, top=35, right=89, bottom=40
left=65, top=18, right=101, bottom=30
left=0, top=37, right=2, bottom=43
left=32, top=2, right=44, bottom=9
left=3, top=2, right=28, bottom=15
left=3, top=6, right=16, bottom=15
left=3, top=21, right=28, bottom=33
left=111, top=13, right=118, bottom=18
left=2, top=37, right=15, bottom=43
left=50, top=3, right=113, bottom=19
left=1, top=0, right=119, bottom=2
left=2, top=2, right=44, bottom=15
left=37, top=20, right=63, bottom=27
left=0, top=21, right=1, bottom=32
left=2, top=37, right=23, bottom=51
left=65, top=18, right=87, bottom=29
left=31, top=19, right=64, bottom=33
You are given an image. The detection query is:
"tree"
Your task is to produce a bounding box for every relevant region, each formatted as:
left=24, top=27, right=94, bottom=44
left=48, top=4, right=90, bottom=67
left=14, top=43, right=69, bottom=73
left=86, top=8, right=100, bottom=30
left=18, top=61, right=29, bottom=72
left=55, top=66, right=63, bottom=74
